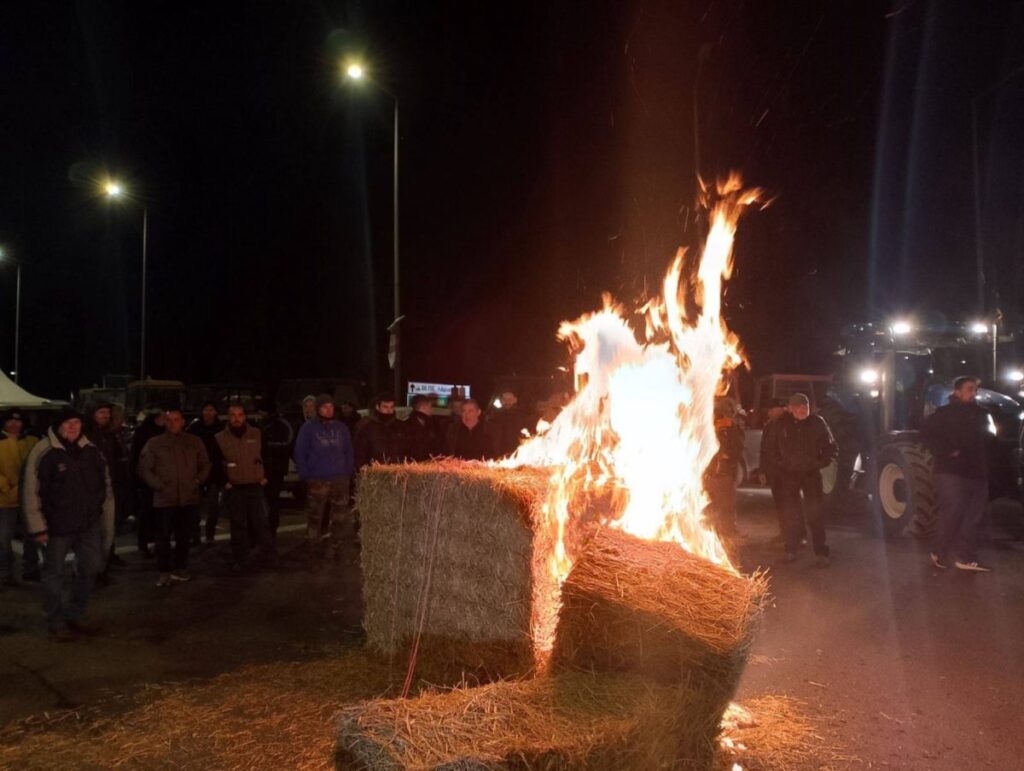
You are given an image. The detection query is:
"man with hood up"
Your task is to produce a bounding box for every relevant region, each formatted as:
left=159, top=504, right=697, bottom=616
left=293, top=394, right=354, bottom=569
left=22, top=407, right=114, bottom=641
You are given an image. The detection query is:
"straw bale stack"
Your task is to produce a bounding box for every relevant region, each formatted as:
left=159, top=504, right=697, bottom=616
left=551, top=527, right=768, bottom=727
left=335, top=671, right=707, bottom=770
left=358, top=461, right=553, bottom=684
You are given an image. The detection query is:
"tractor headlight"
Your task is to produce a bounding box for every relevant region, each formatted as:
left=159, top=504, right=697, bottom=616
left=859, top=368, right=879, bottom=385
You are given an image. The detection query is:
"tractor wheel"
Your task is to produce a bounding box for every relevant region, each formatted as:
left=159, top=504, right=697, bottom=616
left=817, top=398, right=862, bottom=511
left=874, top=440, right=937, bottom=537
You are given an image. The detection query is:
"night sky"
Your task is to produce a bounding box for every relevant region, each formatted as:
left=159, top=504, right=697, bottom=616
left=2, top=1, right=1023, bottom=403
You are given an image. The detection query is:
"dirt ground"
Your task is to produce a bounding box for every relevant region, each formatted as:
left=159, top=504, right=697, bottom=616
left=1, top=496, right=1022, bottom=769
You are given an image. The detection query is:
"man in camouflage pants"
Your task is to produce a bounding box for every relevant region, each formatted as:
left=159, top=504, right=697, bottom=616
left=292, top=394, right=354, bottom=569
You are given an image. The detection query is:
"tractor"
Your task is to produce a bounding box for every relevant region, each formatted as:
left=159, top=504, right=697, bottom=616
left=817, top=319, right=1024, bottom=536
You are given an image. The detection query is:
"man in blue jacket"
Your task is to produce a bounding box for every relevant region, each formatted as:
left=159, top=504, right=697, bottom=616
left=293, top=393, right=354, bottom=569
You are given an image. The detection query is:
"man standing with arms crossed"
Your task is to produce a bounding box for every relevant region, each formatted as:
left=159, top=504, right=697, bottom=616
left=921, top=376, right=993, bottom=572
left=293, top=394, right=354, bottom=570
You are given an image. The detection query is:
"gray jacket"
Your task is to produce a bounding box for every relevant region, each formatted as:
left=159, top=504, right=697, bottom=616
left=138, top=431, right=211, bottom=507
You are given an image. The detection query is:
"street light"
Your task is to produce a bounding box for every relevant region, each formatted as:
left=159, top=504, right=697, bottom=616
left=103, top=179, right=149, bottom=380
left=0, top=247, right=20, bottom=383
left=344, top=58, right=402, bottom=400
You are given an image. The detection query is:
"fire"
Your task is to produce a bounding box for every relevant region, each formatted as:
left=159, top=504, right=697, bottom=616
left=501, top=173, right=762, bottom=650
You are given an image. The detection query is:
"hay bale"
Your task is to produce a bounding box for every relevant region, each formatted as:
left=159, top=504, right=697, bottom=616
left=335, top=671, right=708, bottom=770
left=551, top=528, right=767, bottom=728
left=358, top=461, right=554, bottom=684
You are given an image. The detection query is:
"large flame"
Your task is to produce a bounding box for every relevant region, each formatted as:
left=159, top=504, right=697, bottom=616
left=501, top=174, right=762, bottom=650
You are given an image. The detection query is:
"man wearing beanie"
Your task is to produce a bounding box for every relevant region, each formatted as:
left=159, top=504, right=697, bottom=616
left=764, top=393, right=838, bottom=566
left=0, top=409, right=39, bottom=587
left=22, top=407, right=114, bottom=640
left=293, top=393, right=354, bottom=570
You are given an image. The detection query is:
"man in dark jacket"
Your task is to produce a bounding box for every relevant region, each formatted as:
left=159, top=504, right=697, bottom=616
left=766, top=393, right=838, bottom=566
left=129, top=410, right=165, bottom=558
left=403, top=394, right=441, bottom=462
left=921, top=376, right=992, bottom=572
left=22, top=407, right=114, bottom=641
left=447, top=399, right=498, bottom=460
left=85, top=402, right=128, bottom=583
left=704, top=398, right=745, bottom=539
left=138, top=408, right=211, bottom=586
left=260, top=404, right=294, bottom=537
left=293, top=394, right=355, bottom=568
left=216, top=403, right=277, bottom=571
left=353, top=393, right=405, bottom=469
left=490, top=390, right=533, bottom=457
left=187, top=402, right=225, bottom=545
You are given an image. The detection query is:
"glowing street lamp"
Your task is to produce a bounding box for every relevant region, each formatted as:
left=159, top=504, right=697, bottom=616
left=343, top=57, right=402, bottom=399
left=102, top=179, right=149, bottom=379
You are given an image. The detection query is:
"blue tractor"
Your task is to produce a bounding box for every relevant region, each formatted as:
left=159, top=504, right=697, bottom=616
left=817, top=320, right=1024, bottom=535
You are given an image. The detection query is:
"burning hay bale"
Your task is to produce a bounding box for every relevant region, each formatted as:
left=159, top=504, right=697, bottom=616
left=335, top=671, right=708, bottom=770
left=552, top=528, right=768, bottom=727
left=358, top=461, right=553, bottom=684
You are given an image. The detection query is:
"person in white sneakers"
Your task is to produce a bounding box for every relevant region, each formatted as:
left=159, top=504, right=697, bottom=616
left=921, top=376, right=993, bottom=572
left=138, top=407, right=211, bottom=586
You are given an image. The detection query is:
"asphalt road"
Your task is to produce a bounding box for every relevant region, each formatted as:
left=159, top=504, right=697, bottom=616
left=1, top=495, right=1022, bottom=769
left=734, top=490, right=1024, bottom=770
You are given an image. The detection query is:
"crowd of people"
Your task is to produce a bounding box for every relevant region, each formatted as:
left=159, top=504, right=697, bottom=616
left=0, top=387, right=535, bottom=640
left=0, top=374, right=997, bottom=641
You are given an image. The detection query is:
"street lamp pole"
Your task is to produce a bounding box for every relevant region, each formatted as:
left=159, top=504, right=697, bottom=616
left=392, top=97, right=400, bottom=402
left=345, top=61, right=402, bottom=401
left=141, top=207, right=148, bottom=380
left=14, top=263, right=21, bottom=383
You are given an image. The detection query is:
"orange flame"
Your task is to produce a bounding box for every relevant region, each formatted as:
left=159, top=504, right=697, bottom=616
left=502, top=173, right=762, bottom=651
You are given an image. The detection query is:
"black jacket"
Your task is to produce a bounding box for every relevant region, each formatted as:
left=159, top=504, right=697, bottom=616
left=22, top=429, right=113, bottom=537
left=921, top=399, right=989, bottom=479
left=187, top=418, right=226, bottom=485
left=86, top=423, right=127, bottom=485
left=404, top=411, right=441, bottom=462
left=446, top=421, right=498, bottom=461
left=354, top=412, right=406, bottom=469
left=707, top=418, right=745, bottom=478
left=759, top=417, right=783, bottom=482
left=768, top=413, right=838, bottom=475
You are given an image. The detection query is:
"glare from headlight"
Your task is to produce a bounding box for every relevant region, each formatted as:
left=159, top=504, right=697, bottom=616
left=1007, top=370, right=1024, bottom=383
left=859, top=368, right=879, bottom=385
left=987, top=414, right=997, bottom=436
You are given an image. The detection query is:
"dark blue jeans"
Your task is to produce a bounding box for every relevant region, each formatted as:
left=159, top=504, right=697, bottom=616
left=41, top=521, right=104, bottom=631
left=0, top=507, right=16, bottom=580
left=932, top=474, right=988, bottom=563
left=224, top=486, right=275, bottom=565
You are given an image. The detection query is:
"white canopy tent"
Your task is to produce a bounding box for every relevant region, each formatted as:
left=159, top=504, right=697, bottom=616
left=0, top=369, right=67, bottom=409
